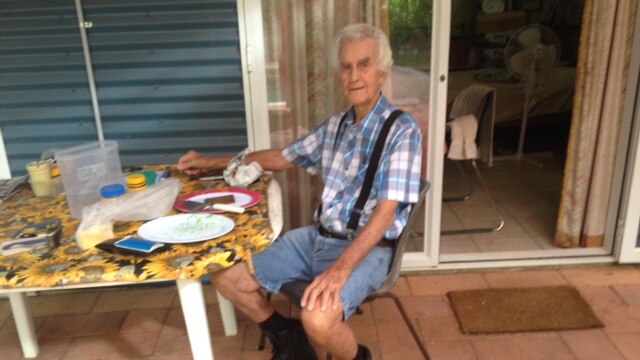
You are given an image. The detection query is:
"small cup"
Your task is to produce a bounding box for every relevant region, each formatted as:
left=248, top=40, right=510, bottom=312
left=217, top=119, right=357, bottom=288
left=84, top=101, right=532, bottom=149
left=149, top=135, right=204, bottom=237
left=26, top=160, right=52, bottom=197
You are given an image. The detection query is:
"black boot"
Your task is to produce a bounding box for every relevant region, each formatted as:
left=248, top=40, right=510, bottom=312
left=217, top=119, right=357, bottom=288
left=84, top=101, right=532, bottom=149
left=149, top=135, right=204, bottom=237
left=264, top=320, right=317, bottom=360
left=355, top=344, right=372, bottom=360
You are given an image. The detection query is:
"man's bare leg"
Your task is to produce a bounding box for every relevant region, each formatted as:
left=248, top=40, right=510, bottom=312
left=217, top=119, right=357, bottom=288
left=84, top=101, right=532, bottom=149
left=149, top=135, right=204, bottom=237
left=211, top=263, right=318, bottom=359
left=301, top=304, right=358, bottom=360
left=210, top=263, right=273, bottom=322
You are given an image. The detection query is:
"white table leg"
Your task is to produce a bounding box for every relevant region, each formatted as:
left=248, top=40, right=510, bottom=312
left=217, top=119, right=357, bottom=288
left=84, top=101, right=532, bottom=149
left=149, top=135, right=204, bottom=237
left=215, top=290, right=237, bottom=336
left=176, top=279, right=214, bottom=360
left=8, top=292, right=38, bottom=358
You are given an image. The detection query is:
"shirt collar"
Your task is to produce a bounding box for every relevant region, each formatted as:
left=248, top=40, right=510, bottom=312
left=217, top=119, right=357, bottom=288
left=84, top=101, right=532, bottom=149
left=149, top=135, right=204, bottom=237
left=349, top=93, right=391, bottom=132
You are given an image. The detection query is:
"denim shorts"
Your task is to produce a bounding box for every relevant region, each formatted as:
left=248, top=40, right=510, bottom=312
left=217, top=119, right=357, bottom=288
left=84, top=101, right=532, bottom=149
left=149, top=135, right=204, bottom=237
left=252, top=226, right=393, bottom=319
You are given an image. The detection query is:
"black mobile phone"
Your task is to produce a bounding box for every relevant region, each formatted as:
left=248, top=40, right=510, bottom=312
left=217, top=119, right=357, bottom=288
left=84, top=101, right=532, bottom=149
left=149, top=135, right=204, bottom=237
left=96, top=236, right=169, bottom=255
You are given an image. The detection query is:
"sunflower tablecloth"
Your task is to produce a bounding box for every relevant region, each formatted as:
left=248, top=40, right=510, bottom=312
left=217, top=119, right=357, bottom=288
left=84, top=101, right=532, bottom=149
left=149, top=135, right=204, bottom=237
left=0, top=168, right=275, bottom=289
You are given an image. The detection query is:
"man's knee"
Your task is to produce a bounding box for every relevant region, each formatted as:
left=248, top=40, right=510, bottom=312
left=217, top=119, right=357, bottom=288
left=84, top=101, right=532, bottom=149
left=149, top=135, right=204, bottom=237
left=211, top=263, right=261, bottom=294
left=300, top=306, right=344, bottom=340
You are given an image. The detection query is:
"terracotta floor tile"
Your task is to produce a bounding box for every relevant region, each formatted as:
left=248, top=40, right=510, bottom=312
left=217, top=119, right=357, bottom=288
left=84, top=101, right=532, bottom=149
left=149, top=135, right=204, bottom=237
left=423, top=338, right=476, bottom=360
left=171, top=283, right=221, bottom=308
left=2, top=266, right=639, bottom=359
left=241, top=320, right=266, bottom=351
left=138, top=354, right=194, bottom=360
left=0, top=300, right=12, bottom=322
left=239, top=348, right=276, bottom=360
left=611, top=284, right=640, bottom=308
left=211, top=332, right=245, bottom=360
left=608, top=332, right=640, bottom=360
left=62, top=332, right=158, bottom=359
left=28, top=292, right=98, bottom=317
left=375, top=318, right=426, bottom=360
left=407, top=273, right=488, bottom=296
left=369, top=297, right=401, bottom=320
left=120, top=308, right=168, bottom=334
left=402, top=295, right=454, bottom=319
left=92, top=287, right=176, bottom=313
left=417, top=315, right=465, bottom=341
left=154, top=307, right=212, bottom=355
left=483, top=269, right=568, bottom=288
left=389, top=276, right=412, bottom=297
left=38, top=311, right=127, bottom=338
left=0, top=339, right=23, bottom=360
left=577, top=286, right=640, bottom=334
left=561, top=266, right=640, bottom=287
left=20, top=337, right=73, bottom=360
left=472, top=333, right=575, bottom=360
left=347, top=303, right=377, bottom=343
left=560, top=329, right=625, bottom=360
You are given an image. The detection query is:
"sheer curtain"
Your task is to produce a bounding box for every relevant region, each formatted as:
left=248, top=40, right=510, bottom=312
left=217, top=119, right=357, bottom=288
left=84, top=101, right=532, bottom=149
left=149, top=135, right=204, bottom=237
left=262, top=1, right=366, bottom=230
left=555, top=0, right=638, bottom=247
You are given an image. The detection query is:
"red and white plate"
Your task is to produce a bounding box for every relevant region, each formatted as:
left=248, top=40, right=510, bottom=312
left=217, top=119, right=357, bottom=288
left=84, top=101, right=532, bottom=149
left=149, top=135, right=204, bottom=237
left=175, top=188, right=262, bottom=214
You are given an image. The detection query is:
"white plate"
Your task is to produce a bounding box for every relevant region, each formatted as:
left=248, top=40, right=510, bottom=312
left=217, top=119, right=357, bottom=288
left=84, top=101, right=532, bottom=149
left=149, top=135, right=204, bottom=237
left=137, top=214, right=235, bottom=243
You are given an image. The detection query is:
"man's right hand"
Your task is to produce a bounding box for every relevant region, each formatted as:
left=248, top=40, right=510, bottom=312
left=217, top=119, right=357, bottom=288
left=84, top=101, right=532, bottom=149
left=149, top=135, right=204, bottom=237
left=177, top=150, right=210, bottom=176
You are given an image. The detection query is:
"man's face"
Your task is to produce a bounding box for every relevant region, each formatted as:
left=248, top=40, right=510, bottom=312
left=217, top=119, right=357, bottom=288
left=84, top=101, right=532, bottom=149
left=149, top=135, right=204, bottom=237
left=339, top=38, right=387, bottom=115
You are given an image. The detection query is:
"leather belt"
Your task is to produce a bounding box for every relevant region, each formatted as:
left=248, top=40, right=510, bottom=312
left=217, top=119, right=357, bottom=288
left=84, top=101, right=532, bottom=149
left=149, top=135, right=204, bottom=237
left=318, top=225, right=396, bottom=249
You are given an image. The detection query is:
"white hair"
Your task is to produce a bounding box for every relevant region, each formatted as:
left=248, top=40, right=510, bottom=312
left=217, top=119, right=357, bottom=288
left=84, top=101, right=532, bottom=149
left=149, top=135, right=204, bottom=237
left=333, top=23, right=393, bottom=74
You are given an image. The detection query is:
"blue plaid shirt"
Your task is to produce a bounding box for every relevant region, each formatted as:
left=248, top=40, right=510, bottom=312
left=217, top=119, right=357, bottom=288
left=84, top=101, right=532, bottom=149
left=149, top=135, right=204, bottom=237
left=282, top=95, right=422, bottom=239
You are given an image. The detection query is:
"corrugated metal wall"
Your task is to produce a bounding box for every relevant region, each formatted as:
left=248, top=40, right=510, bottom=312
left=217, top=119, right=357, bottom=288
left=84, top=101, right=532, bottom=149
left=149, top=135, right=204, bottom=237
left=0, top=0, right=247, bottom=176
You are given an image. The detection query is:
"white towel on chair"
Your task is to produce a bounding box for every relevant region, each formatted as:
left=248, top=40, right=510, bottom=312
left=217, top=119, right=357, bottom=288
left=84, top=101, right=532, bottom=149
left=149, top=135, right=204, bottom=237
left=447, top=114, right=478, bottom=160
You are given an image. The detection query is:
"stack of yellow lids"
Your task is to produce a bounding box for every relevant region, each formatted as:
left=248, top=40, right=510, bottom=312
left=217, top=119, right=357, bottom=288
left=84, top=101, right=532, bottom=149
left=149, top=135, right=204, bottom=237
left=126, top=173, right=147, bottom=191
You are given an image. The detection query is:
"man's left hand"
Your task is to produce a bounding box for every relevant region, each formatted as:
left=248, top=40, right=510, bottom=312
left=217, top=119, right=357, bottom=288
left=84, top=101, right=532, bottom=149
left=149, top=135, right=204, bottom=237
left=301, top=266, right=351, bottom=312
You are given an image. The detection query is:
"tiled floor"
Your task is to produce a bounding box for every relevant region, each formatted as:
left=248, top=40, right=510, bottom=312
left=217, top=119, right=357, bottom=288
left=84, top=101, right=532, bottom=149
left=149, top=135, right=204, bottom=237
left=408, top=154, right=566, bottom=254
left=1, top=264, right=639, bottom=359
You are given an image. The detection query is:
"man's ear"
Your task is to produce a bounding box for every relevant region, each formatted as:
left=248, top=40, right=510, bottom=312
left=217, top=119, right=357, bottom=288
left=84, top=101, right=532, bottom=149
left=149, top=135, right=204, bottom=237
left=378, top=70, right=389, bottom=85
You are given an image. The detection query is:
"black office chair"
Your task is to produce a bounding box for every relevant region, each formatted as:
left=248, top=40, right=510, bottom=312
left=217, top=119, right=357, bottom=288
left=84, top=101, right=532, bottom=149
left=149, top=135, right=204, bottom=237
left=258, top=182, right=431, bottom=360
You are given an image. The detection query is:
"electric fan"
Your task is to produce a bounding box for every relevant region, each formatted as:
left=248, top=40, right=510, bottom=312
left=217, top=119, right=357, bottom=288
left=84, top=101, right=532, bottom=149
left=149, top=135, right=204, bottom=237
left=504, top=24, right=561, bottom=162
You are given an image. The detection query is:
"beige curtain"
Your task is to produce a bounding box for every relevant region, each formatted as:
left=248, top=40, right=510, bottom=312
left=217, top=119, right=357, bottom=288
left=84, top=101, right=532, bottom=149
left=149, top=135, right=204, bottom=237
left=262, top=1, right=365, bottom=230
left=555, top=0, right=638, bottom=247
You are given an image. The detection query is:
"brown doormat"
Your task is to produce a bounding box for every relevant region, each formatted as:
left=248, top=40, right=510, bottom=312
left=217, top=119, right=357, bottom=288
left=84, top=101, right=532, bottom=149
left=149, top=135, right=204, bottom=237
left=447, top=286, right=603, bottom=334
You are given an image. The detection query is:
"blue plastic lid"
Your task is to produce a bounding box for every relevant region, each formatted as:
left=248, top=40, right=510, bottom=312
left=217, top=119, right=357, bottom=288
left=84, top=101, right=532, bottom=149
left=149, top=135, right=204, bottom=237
left=100, top=184, right=126, bottom=199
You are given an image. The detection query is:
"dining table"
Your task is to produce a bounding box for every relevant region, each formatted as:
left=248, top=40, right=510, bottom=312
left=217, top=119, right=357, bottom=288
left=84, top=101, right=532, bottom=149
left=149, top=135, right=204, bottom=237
left=0, top=167, right=283, bottom=360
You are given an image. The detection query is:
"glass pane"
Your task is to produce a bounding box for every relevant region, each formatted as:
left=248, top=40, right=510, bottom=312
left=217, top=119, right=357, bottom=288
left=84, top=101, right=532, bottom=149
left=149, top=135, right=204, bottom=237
left=260, top=0, right=432, bottom=250
left=261, top=1, right=368, bottom=231
left=442, top=1, right=583, bottom=254
left=385, top=0, right=433, bottom=252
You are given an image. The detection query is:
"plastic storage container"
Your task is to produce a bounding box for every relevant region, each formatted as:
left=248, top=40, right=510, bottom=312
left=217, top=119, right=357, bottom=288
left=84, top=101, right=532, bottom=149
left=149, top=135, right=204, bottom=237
left=55, top=141, right=123, bottom=218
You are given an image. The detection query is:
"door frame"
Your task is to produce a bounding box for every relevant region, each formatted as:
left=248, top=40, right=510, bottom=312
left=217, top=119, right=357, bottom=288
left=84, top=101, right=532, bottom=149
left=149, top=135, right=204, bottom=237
left=615, top=5, right=640, bottom=263
left=403, top=0, right=450, bottom=270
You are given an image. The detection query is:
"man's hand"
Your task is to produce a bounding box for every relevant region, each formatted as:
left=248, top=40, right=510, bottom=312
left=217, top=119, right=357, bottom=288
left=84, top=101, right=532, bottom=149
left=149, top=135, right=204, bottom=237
left=177, top=150, right=207, bottom=176
left=177, top=151, right=231, bottom=176
left=300, top=200, right=399, bottom=313
left=301, top=266, right=351, bottom=312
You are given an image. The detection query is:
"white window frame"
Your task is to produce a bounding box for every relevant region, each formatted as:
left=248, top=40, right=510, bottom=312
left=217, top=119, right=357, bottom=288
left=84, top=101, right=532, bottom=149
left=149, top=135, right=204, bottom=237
left=616, top=7, right=640, bottom=263
left=237, top=0, right=271, bottom=151
left=402, top=0, right=450, bottom=270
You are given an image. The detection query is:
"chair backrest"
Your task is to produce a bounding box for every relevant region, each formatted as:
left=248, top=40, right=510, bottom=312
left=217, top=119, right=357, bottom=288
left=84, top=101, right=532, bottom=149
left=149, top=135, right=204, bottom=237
left=448, top=85, right=496, bottom=164
left=370, top=180, right=430, bottom=295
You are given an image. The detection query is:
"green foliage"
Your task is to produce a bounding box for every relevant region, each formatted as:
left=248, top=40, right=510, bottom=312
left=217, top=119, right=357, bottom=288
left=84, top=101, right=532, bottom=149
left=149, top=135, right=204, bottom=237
left=388, top=0, right=433, bottom=71
left=389, top=0, right=433, bottom=44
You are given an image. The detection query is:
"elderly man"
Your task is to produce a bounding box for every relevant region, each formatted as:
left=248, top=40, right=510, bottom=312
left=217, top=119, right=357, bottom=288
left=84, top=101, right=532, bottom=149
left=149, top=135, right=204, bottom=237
left=178, top=23, right=422, bottom=360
